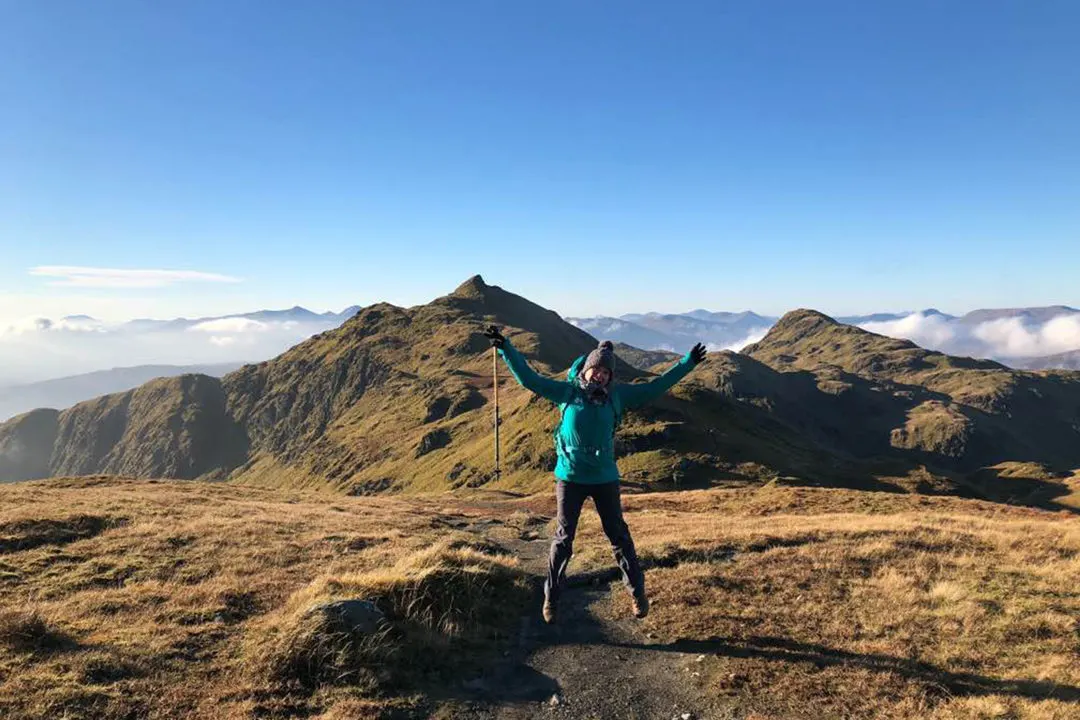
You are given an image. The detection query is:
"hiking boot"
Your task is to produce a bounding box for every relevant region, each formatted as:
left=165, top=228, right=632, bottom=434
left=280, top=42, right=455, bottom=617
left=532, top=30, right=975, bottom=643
left=632, top=593, right=649, bottom=619
left=542, top=598, right=557, bottom=624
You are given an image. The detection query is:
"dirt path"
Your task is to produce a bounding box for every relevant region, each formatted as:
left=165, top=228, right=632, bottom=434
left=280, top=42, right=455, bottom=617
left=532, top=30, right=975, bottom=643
left=446, top=512, right=726, bottom=720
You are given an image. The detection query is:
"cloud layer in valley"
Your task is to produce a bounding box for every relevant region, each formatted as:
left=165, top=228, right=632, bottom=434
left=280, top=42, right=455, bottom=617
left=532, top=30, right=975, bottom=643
left=0, top=312, right=348, bottom=386
left=571, top=307, right=1080, bottom=369
left=860, top=312, right=1080, bottom=361
left=709, top=327, right=771, bottom=353
left=4, top=297, right=1079, bottom=388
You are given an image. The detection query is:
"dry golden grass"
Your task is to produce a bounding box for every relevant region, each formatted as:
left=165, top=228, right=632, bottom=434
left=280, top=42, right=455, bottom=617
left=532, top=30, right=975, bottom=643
left=0, top=476, right=528, bottom=719
left=245, top=539, right=527, bottom=697
left=1, top=476, right=1077, bottom=719
left=565, top=485, right=1080, bottom=719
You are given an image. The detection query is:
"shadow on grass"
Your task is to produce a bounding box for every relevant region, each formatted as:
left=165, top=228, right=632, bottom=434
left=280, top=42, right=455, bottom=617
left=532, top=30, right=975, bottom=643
left=614, top=634, right=1080, bottom=703
left=416, top=577, right=560, bottom=711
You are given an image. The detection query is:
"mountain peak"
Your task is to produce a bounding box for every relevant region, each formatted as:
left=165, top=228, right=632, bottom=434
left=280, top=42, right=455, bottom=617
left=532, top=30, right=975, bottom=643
left=741, top=309, right=840, bottom=357
left=770, top=309, right=839, bottom=334
left=451, top=274, right=489, bottom=300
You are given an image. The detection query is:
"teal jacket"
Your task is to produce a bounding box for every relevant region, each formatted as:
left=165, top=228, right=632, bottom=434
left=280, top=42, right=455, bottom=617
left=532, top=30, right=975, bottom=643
left=498, top=340, right=697, bottom=484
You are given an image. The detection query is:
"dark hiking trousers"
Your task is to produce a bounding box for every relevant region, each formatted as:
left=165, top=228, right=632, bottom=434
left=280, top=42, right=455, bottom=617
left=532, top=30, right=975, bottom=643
left=545, top=480, right=645, bottom=604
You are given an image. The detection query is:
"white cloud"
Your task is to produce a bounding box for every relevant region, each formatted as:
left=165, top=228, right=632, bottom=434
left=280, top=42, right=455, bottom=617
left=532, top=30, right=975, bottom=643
left=715, top=326, right=771, bottom=352
left=53, top=316, right=106, bottom=332
left=1043, top=315, right=1080, bottom=353
left=860, top=312, right=1080, bottom=360
left=0, top=318, right=55, bottom=336
left=861, top=312, right=957, bottom=349
left=189, top=318, right=269, bottom=334
left=30, top=266, right=242, bottom=289
left=0, top=313, right=343, bottom=385
left=971, top=318, right=1037, bottom=356
left=1, top=315, right=111, bottom=337
left=970, top=315, right=1080, bottom=357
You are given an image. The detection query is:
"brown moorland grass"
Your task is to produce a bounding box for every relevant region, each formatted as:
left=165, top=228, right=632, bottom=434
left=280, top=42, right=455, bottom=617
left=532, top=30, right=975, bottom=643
left=568, top=486, right=1080, bottom=719
left=0, top=476, right=529, bottom=719
left=0, top=476, right=1077, bottom=719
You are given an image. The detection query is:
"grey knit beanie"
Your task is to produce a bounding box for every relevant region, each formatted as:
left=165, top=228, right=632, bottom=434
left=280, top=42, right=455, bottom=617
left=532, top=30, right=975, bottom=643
left=582, top=340, right=615, bottom=380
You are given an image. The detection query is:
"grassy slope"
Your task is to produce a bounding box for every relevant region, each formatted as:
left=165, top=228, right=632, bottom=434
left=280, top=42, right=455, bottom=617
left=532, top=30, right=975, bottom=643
left=222, top=277, right=804, bottom=497
left=1, top=478, right=1076, bottom=719
left=4, top=284, right=1078, bottom=514
left=744, top=310, right=1080, bottom=469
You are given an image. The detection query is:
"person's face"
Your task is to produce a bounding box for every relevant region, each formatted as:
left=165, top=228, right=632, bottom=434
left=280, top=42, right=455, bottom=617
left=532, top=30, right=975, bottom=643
left=584, top=366, right=611, bottom=386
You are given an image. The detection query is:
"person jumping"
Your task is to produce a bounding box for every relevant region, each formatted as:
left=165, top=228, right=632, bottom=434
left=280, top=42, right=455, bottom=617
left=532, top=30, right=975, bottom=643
left=483, top=326, right=707, bottom=624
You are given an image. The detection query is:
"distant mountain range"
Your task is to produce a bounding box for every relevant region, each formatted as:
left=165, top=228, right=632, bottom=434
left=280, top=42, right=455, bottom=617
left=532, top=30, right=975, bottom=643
left=1010, top=349, right=1080, bottom=371
left=7, top=302, right=1079, bottom=396
left=956, top=305, right=1078, bottom=325
left=566, top=311, right=776, bottom=352
left=0, top=363, right=247, bottom=422
left=69, top=305, right=363, bottom=333
left=835, top=309, right=954, bottom=324
left=0, top=305, right=364, bottom=388
left=569, top=306, right=1080, bottom=370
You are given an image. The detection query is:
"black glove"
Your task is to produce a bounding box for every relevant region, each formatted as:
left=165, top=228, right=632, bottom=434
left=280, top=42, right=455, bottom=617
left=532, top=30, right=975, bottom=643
left=690, top=342, right=707, bottom=365
left=483, top=325, right=506, bottom=349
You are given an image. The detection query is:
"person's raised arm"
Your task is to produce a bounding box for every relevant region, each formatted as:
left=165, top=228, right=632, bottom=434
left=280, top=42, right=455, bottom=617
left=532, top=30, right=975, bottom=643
left=616, top=342, right=707, bottom=409
left=484, top=326, right=573, bottom=404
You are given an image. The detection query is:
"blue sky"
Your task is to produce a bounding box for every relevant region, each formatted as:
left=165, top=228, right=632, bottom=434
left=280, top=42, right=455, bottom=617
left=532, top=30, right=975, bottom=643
left=2, top=0, right=1078, bottom=322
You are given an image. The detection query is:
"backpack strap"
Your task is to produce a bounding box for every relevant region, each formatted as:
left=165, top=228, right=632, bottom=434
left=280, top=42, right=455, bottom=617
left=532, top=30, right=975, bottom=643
left=611, top=390, right=623, bottom=433
left=561, top=355, right=587, bottom=412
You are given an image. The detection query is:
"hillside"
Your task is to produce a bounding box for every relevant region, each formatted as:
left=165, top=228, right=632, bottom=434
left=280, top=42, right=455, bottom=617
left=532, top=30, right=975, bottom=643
left=610, top=343, right=680, bottom=371
left=743, top=310, right=1080, bottom=480
left=1, top=281, right=1079, bottom=512
left=0, top=477, right=1076, bottom=719
left=0, top=363, right=245, bottom=422
left=0, top=409, right=59, bottom=482
left=0, top=276, right=770, bottom=493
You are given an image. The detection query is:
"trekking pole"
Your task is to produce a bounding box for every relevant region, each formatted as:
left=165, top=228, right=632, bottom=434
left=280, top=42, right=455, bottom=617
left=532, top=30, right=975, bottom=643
left=492, top=344, right=501, bottom=480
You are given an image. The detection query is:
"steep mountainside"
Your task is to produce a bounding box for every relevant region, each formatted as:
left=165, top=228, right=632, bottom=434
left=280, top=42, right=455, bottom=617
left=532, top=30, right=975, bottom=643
left=744, top=310, right=1080, bottom=474
left=0, top=409, right=59, bottom=482
left=1, top=375, right=246, bottom=483
left=2, top=282, right=1079, bottom=509
left=0, top=277, right=740, bottom=493
left=218, top=276, right=711, bottom=494
left=48, top=374, right=247, bottom=480
left=0, top=363, right=245, bottom=422
left=611, top=343, right=680, bottom=371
